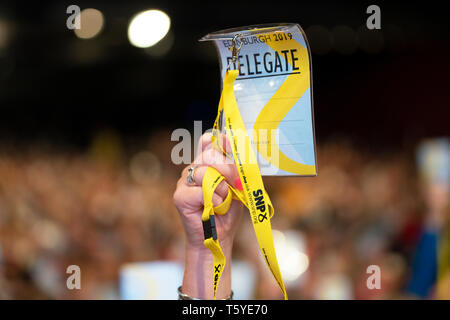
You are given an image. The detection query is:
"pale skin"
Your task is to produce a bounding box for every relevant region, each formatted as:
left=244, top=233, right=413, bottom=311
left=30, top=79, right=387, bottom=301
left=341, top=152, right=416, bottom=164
left=173, top=133, right=243, bottom=299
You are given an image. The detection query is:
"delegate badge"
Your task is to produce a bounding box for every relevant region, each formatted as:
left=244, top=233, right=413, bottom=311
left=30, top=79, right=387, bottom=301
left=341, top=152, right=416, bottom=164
left=200, top=23, right=317, bottom=176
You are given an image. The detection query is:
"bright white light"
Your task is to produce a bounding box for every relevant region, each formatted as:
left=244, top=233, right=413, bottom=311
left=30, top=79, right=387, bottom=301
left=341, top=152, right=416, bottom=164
left=74, top=8, right=104, bottom=39
left=273, top=230, right=309, bottom=282
left=128, top=10, right=171, bottom=48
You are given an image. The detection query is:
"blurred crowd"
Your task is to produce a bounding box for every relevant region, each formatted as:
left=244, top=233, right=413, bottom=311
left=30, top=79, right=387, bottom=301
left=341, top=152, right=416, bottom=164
left=0, top=130, right=448, bottom=299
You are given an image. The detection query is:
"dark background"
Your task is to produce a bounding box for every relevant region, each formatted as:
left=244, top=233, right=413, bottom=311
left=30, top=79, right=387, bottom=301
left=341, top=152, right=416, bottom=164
left=0, top=0, right=448, bottom=151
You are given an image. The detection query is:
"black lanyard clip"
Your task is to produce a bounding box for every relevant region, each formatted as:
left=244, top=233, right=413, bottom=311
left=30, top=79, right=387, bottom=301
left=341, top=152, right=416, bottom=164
left=202, top=215, right=217, bottom=240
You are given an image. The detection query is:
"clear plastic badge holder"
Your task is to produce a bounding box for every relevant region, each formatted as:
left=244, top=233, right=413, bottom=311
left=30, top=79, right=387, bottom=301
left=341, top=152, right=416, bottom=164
left=200, top=23, right=317, bottom=176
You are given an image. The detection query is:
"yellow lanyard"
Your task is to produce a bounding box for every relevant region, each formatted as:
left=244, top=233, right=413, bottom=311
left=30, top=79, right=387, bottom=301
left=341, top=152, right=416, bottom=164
left=201, top=69, right=287, bottom=300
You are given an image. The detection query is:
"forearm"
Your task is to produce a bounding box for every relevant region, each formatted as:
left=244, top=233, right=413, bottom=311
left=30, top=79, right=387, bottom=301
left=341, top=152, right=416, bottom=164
left=182, top=240, right=233, bottom=300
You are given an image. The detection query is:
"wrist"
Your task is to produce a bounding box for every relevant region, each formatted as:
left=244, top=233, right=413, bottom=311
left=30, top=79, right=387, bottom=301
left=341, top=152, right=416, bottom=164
left=185, top=236, right=234, bottom=254
left=182, top=237, right=234, bottom=300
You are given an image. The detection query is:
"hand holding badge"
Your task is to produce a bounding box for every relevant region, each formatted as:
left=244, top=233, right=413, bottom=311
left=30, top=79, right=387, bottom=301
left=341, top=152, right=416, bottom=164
left=199, top=23, right=317, bottom=299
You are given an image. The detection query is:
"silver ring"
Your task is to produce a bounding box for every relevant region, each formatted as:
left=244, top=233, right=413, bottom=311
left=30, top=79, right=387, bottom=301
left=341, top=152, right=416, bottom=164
left=187, top=166, right=196, bottom=185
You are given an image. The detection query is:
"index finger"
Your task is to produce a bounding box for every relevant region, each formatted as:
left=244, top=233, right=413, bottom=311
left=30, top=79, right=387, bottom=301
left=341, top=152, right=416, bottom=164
left=193, top=147, right=238, bottom=188
left=196, top=132, right=233, bottom=155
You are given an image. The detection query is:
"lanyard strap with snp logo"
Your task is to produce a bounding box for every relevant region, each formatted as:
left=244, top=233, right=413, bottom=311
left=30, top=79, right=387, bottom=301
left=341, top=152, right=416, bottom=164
left=201, top=69, right=287, bottom=300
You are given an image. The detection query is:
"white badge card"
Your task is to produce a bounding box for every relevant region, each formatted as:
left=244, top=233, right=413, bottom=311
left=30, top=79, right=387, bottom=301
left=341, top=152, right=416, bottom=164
left=201, top=24, right=317, bottom=176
